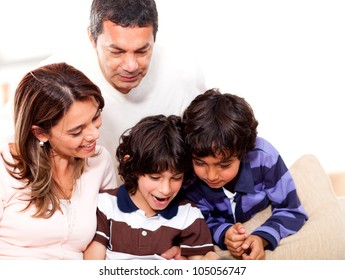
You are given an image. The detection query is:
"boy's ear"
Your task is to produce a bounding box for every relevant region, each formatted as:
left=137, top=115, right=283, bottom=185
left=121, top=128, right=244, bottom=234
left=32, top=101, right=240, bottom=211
left=123, top=155, right=130, bottom=161
left=31, top=125, right=48, bottom=143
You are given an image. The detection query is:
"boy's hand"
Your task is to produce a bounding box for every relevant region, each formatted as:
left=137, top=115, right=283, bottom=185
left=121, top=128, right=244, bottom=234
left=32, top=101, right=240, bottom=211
left=224, top=222, right=248, bottom=258
left=188, top=251, right=221, bottom=260
left=241, top=235, right=267, bottom=260
left=161, top=246, right=187, bottom=260
left=202, top=251, right=221, bottom=260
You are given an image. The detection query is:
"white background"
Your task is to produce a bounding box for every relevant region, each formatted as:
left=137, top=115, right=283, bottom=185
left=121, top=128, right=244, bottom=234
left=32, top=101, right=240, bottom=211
left=1, top=0, right=345, bottom=173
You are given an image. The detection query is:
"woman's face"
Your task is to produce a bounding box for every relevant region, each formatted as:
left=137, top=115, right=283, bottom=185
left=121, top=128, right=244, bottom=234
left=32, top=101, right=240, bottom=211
left=47, top=98, right=102, bottom=160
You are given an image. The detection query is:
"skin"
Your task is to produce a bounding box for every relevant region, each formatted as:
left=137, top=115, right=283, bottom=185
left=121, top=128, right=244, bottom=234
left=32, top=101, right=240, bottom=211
left=192, top=153, right=268, bottom=260
left=84, top=170, right=219, bottom=260
left=43, top=98, right=102, bottom=159
left=89, top=20, right=154, bottom=94
left=32, top=97, right=102, bottom=198
left=131, top=171, right=219, bottom=260
left=224, top=223, right=268, bottom=260
left=131, top=171, right=184, bottom=217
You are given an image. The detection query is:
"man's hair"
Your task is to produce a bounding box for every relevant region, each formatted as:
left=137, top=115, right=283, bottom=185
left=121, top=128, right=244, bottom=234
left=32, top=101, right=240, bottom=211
left=183, top=88, right=258, bottom=160
left=116, top=114, right=191, bottom=194
left=89, top=0, right=158, bottom=43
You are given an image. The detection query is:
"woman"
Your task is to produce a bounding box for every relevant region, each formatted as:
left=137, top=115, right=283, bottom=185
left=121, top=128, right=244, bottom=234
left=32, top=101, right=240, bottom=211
left=0, top=63, right=116, bottom=259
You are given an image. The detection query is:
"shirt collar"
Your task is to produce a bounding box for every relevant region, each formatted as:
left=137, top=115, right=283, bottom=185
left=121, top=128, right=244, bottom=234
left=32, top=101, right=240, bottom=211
left=232, top=159, right=255, bottom=193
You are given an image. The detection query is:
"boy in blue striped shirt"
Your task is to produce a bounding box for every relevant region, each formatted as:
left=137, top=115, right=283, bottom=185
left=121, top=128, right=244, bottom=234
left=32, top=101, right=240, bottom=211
left=182, top=89, right=308, bottom=260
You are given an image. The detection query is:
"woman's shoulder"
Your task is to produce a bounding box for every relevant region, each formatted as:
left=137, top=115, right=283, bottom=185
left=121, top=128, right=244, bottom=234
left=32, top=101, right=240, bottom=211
left=87, top=145, right=113, bottom=167
left=83, top=145, right=116, bottom=185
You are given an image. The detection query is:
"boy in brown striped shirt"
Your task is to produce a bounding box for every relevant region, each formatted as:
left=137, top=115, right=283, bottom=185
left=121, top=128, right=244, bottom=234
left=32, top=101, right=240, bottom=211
left=84, top=115, right=219, bottom=260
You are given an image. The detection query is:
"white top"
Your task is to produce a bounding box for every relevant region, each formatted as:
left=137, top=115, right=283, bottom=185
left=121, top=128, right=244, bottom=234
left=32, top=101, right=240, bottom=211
left=0, top=145, right=116, bottom=259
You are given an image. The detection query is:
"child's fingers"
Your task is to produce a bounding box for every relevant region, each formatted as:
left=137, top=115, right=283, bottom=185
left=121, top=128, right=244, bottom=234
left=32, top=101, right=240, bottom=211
left=233, top=222, right=246, bottom=234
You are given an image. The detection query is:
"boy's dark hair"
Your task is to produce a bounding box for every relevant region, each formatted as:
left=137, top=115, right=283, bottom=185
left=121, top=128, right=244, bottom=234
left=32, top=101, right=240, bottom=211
left=182, top=88, right=258, bottom=160
left=89, top=0, right=158, bottom=43
left=116, top=114, right=191, bottom=194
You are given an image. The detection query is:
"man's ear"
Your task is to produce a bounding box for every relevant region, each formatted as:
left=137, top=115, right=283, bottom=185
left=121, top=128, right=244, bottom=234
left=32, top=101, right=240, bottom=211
left=31, top=125, right=48, bottom=143
left=88, top=27, right=97, bottom=48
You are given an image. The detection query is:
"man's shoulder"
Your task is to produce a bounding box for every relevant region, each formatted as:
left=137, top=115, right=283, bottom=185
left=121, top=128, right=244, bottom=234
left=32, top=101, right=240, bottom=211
left=151, top=41, right=203, bottom=72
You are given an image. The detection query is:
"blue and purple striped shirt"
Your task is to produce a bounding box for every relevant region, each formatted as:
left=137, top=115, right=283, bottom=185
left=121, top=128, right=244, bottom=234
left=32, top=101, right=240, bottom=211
left=183, top=137, right=308, bottom=250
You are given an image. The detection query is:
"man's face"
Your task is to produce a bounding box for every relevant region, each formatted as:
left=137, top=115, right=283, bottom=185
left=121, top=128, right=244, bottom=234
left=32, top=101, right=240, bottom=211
left=90, top=20, right=154, bottom=94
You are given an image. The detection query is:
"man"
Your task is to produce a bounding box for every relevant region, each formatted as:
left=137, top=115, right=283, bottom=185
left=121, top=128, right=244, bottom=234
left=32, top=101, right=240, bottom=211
left=0, top=0, right=205, bottom=184
left=41, top=0, right=206, bottom=186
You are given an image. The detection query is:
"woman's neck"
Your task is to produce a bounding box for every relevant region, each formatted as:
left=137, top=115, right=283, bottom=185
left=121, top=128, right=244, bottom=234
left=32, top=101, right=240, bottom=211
left=52, top=156, right=76, bottom=200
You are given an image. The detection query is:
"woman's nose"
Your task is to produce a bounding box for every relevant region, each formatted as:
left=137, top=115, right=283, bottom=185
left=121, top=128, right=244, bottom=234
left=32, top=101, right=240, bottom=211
left=84, top=125, right=99, bottom=141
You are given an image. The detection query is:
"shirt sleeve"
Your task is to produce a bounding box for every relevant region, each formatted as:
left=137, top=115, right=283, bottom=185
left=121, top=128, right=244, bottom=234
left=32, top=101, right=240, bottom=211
left=93, top=192, right=114, bottom=247
left=200, top=204, right=233, bottom=250
left=179, top=202, right=215, bottom=256
left=93, top=207, right=111, bottom=247
left=183, top=186, right=233, bottom=250
left=251, top=155, right=308, bottom=250
left=98, top=146, right=117, bottom=191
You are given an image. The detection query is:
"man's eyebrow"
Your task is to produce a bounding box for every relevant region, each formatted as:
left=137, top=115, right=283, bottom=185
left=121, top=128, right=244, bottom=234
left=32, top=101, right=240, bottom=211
left=109, top=43, right=123, bottom=50
left=108, top=44, right=124, bottom=51
left=136, top=42, right=151, bottom=51
left=109, top=42, right=151, bottom=51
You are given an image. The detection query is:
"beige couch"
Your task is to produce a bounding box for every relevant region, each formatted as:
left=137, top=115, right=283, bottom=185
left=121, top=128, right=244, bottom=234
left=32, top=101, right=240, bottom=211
left=215, top=154, right=345, bottom=259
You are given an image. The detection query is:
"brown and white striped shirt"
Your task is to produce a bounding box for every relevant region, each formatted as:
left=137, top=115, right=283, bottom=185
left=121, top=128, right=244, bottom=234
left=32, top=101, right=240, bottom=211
left=93, top=186, right=214, bottom=260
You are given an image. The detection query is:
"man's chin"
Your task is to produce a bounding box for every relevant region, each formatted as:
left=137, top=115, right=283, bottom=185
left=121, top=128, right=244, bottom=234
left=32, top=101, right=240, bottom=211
left=114, top=81, right=141, bottom=94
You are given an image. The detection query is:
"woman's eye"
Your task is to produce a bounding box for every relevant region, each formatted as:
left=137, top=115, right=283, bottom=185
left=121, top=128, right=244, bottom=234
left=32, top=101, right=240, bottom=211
left=71, top=131, right=82, bottom=137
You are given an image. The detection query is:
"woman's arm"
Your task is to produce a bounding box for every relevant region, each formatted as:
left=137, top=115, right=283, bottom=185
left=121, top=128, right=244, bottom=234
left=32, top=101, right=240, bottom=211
left=83, top=240, right=107, bottom=260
